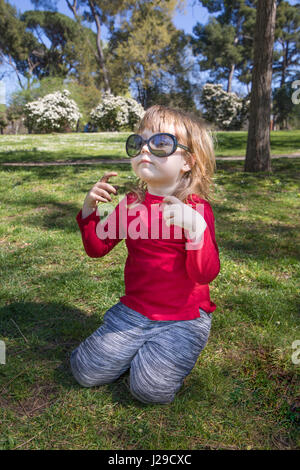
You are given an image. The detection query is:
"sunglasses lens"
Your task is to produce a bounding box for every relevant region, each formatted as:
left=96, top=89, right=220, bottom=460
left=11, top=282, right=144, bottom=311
left=126, top=135, right=143, bottom=157
left=149, top=134, right=175, bottom=157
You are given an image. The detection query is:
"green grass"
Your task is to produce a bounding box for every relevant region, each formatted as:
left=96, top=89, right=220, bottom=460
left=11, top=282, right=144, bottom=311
left=0, top=133, right=299, bottom=450
left=214, top=130, right=300, bottom=156
left=0, top=130, right=299, bottom=164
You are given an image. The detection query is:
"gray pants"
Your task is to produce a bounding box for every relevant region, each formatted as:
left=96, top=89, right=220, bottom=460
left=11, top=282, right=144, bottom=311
left=70, top=302, right=212, bottom=404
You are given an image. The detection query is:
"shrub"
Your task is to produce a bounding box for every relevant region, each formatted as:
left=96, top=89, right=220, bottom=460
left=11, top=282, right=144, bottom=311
left=24, top=89, right=81, bottom=133
left=90, top=92, right=145, bottom=131
left=200, top=83, right=250, bottom=130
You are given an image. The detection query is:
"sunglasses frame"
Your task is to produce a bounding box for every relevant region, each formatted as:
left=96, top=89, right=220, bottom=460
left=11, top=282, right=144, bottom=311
left=126, top=133, right=192, bottom=158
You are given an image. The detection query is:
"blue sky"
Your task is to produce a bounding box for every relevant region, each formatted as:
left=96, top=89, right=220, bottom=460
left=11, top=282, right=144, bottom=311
left=0, top=0, right=298, bottom=104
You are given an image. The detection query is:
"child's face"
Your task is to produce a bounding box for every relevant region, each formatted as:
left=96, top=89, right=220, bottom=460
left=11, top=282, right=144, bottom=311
left=130, top=123, right=191, bottom=191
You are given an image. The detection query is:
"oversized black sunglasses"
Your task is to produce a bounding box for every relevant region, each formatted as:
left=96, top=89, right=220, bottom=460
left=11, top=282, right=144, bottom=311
left=126, top=133, right=192, bottom=158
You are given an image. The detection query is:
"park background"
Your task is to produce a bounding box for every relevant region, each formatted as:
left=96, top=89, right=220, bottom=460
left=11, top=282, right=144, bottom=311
left=0, top=0, right=299, bottom=451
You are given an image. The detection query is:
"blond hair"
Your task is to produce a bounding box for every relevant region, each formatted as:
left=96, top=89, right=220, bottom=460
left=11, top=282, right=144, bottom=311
left=127, top=104, right=217, bottom=207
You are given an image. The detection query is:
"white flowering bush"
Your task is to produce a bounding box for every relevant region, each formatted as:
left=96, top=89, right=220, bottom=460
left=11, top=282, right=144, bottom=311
left=24, top=90, right=82, bottom=133
left=90, top=92, right=145, bottom=131
left=200, top=84, right=250, bottom=130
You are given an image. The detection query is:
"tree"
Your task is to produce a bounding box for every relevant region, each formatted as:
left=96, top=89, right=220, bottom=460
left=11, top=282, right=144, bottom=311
left=191, top=0, right=256, bottom=93
left=62, top=0, right=140, bottom=92
left=245, top=0, right=277, bottom=173
left=8, top=76, right=65, bottom=111
left=66, top=80, right=102, bottom=129
left=0, top=0, right=41, bottom=89
left=21, top=10, right=98, bottom=83
left=30, top=0, right=132, bottom=92
left=108, top=0, right=187, bottom=108
left=0, top=103, right=7, bottom=134
left=273, top=1, right=300, bottom=88
left=144, top=75, right=197, bottom=112
left=272, top=76, right=300, bottom=129
left=6, top=100, right=25, bottom=134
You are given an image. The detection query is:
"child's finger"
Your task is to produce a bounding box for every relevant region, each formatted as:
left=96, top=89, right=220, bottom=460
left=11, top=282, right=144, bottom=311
left=96, top=182, right=117, bottom=194
left=94, top=188, right=112, bottom=201
left=91, top=193, right=109, bottom=203
left=162, top=195, right=181, bottom=205
left=161, top=201, right=175, bottom=210
left=162, top=205, right=178, bottom=216
left=100, top=172, right=118, bottom=183
left=165, top=216, right=175, bottom=227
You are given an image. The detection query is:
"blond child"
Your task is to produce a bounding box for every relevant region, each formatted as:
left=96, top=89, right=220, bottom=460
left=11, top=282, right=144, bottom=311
left=70, top=105, right=220, bottom=404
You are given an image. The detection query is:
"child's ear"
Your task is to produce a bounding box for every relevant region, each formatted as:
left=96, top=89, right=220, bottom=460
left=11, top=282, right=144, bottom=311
left=183, top=153, right=196, bottom=172
left=190, top=153, right=196, bottom=168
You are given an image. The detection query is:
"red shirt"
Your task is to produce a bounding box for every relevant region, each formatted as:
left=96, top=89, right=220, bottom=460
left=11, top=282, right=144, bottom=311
left=76, top=190, right=220, bottom=321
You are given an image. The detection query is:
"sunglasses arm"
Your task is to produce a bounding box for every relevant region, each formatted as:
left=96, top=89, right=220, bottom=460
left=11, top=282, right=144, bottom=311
left=178, top=144, right=192, bottom=153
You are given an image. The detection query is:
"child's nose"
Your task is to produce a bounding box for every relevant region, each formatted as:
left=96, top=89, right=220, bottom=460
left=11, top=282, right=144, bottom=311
left=141, top=142, right=150, bottom=154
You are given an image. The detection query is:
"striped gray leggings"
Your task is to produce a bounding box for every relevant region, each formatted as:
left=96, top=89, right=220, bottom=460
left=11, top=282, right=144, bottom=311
left=70, top=301, right=212, bottom=404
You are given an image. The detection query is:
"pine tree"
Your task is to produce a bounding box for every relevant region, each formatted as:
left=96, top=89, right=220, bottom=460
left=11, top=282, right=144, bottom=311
left=107, top=0, right=187, bottom=108
left=273, top=0, right=300, bottom=88
left=191, top=0, right=256, bottom=92
left=0, top=0, right=40, bottom=89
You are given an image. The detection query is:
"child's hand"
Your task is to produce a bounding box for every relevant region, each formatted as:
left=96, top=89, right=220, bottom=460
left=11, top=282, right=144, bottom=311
left=82, top=172, right=118, bottom=218
left=161, top=195, right=207, bottom=241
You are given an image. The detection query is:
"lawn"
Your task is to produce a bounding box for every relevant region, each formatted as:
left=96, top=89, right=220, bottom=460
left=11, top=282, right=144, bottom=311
left=0, top=133, right=299, bottom=450
left=0, top=130, right=299, bottom=164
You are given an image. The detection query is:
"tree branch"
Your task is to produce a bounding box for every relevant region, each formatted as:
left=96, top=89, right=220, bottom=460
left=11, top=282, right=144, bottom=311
left=4, top=54, right=25, bottom=90
left=65, top=0, right=79, bottom=20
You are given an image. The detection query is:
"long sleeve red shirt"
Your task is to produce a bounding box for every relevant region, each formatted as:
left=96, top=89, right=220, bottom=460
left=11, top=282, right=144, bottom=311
left=76, top=190, right=220, bottom=321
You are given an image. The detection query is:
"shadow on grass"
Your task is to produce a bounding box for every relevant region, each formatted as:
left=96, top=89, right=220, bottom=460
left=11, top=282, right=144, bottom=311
left=0, top=150, right=130, bottom=164
left=213, top=159, right=300, bottom=262
left=269, top=132, right=300, bottom=152
left=0, top=162, right=132, bottom=180
left=1, top=192, right=81, bottom=234
left=0, top=301, right=148, bottom=412
left=214, top=133, right=247, bottom=152
left=214, top=131, right=300, bottom=154
left=2, top=159, right=299, bottom=262
left=1, top=163, right=137, bottom=233
left=214, top=206, right=299, bottom=262
left=216, top=156, right=300, bottom=175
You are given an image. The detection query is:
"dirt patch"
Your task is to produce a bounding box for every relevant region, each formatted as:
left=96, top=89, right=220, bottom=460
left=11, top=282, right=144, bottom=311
left=0, top=383, right=60, bottom=418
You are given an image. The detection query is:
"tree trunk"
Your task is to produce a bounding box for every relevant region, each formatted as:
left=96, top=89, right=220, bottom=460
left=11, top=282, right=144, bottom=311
left=280, top=41, right=288, bottom=88
left=227, top=64, right=235, bottom=93
left=227, top=23, right=240, bottom=94
left=245, top=0, right=277, bottom=172
left=88, top=0, right=111, bottom=93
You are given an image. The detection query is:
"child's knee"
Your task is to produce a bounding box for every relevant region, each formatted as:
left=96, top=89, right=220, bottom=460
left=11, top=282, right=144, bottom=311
left=70, top=348, right=103, bottom=387
left=70, top=348, right=94, bottom=387
left=129, top=374, right=176, bottom=405
left=70, top=347, right=119, bottom=388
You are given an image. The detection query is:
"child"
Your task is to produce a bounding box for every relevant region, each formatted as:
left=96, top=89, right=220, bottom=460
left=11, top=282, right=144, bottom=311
left=70, top=105, right=220, bottom=404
